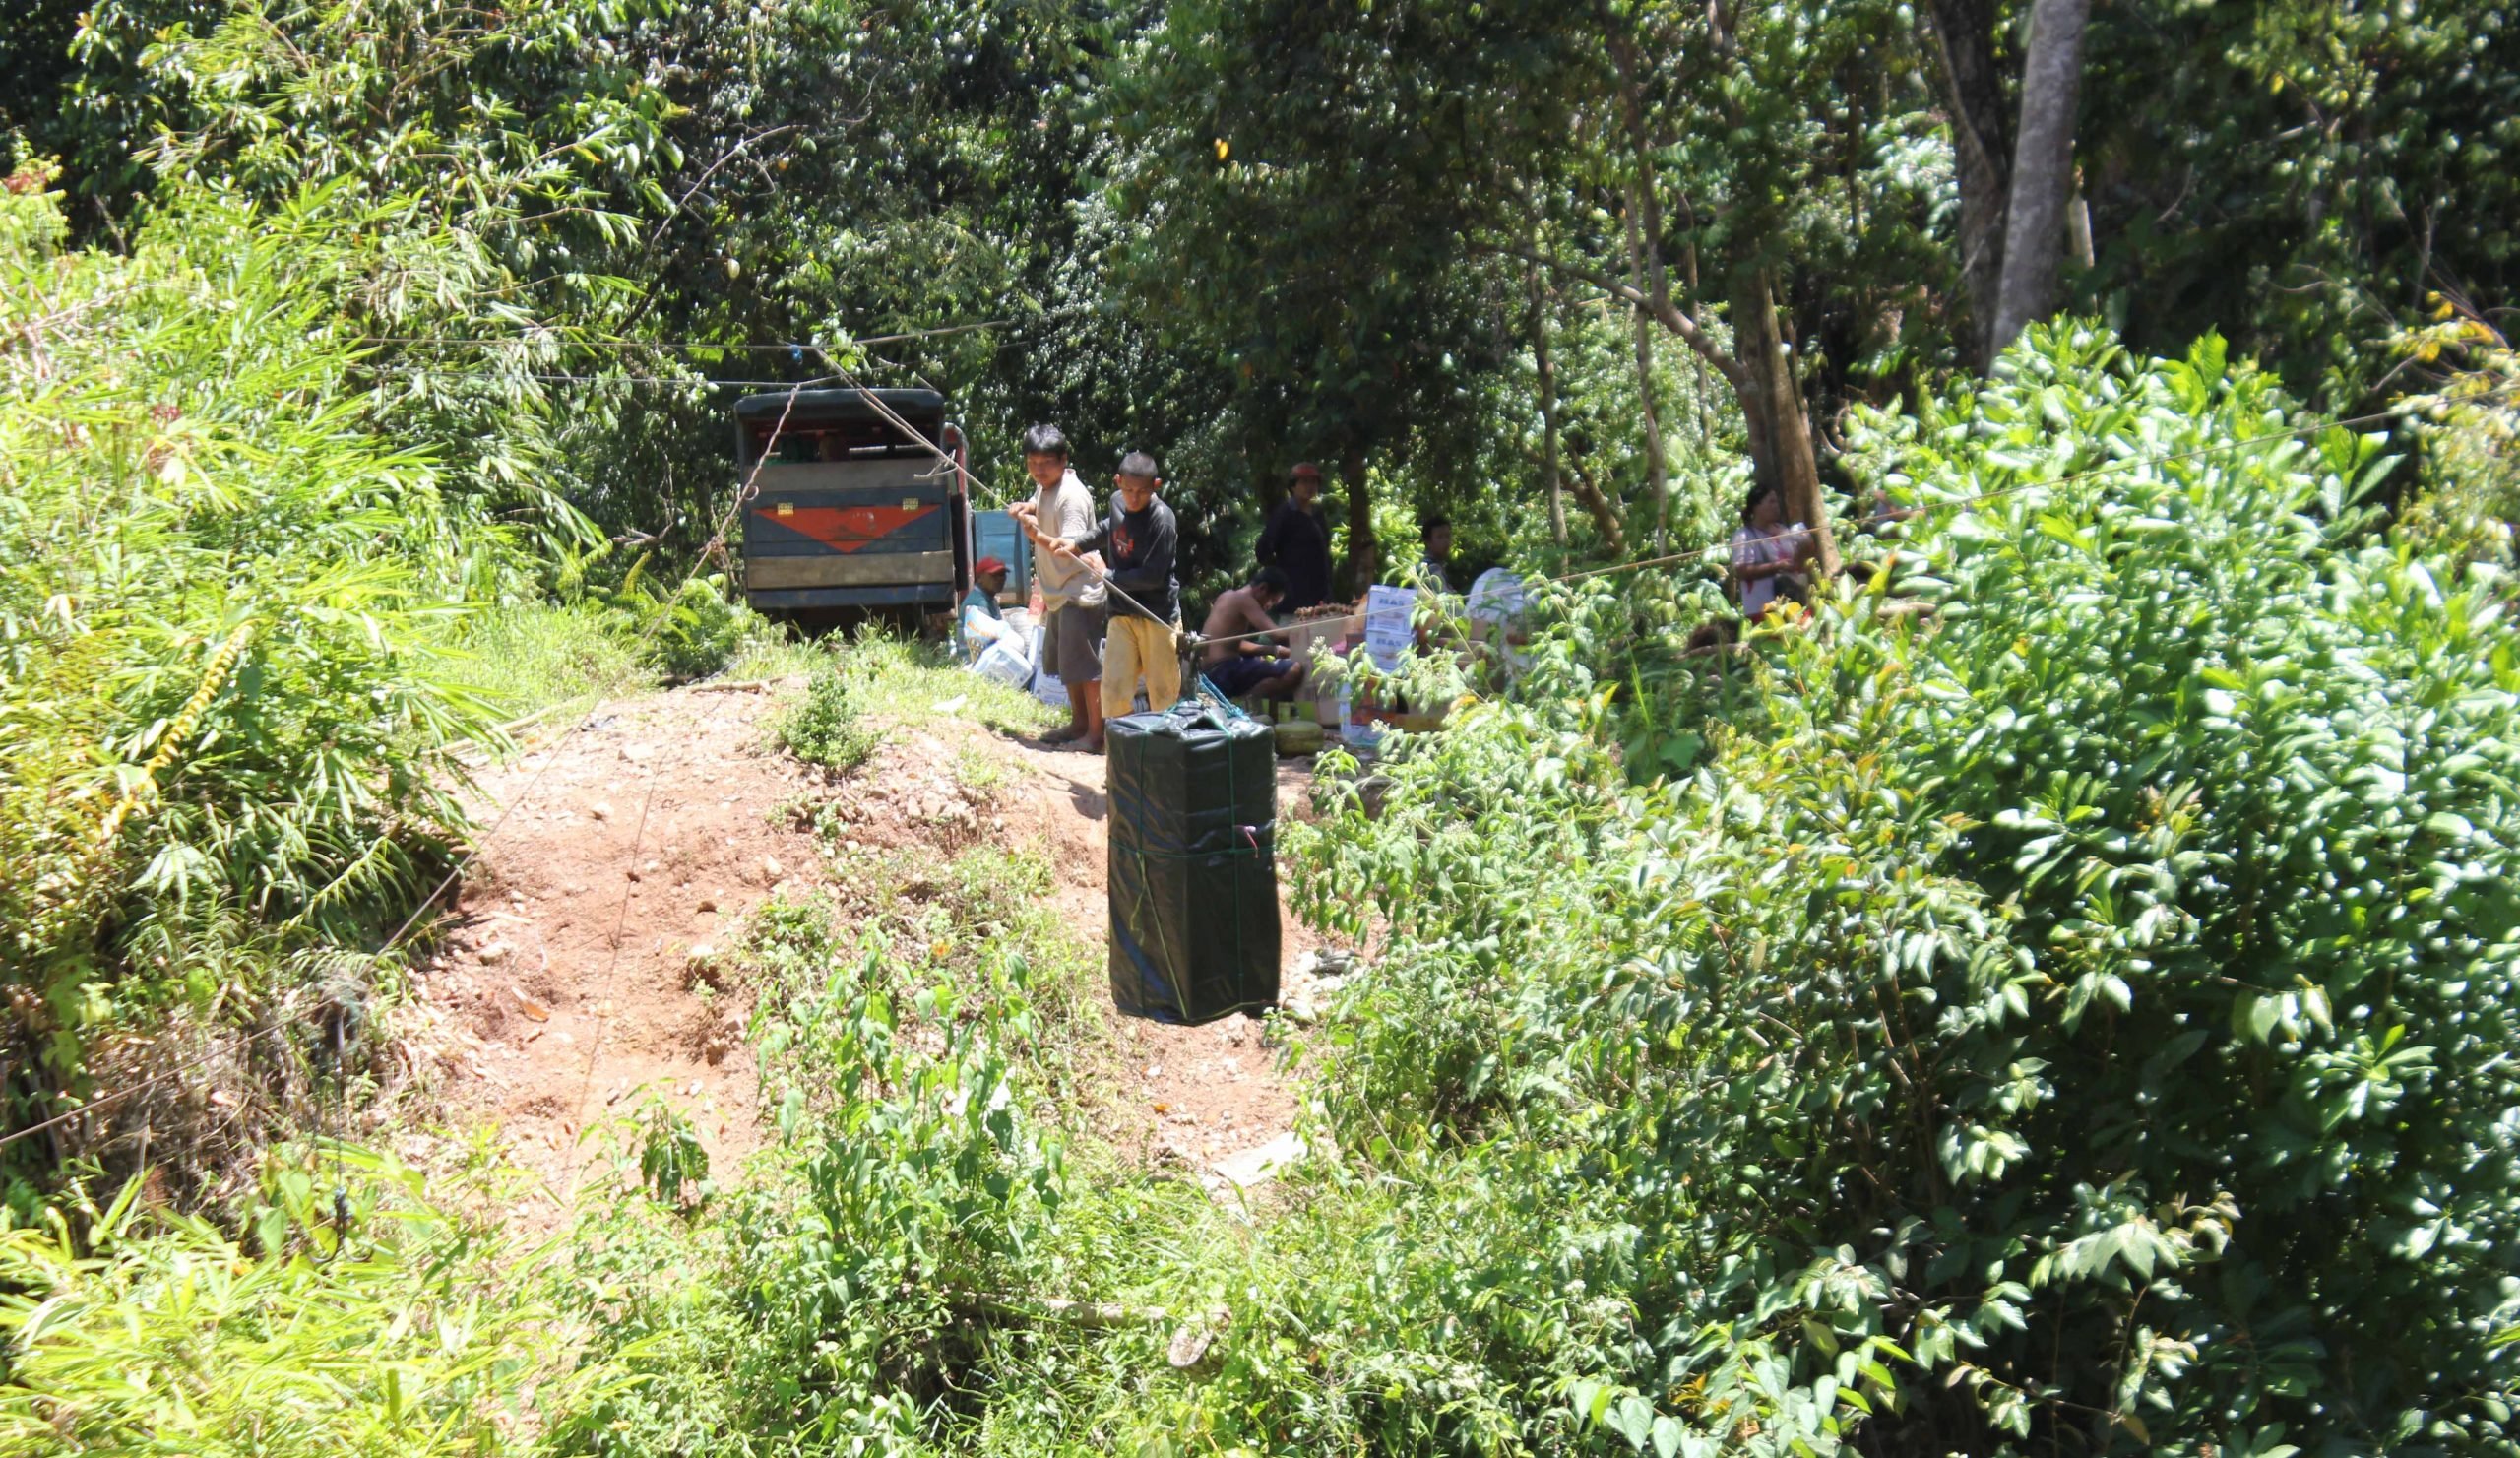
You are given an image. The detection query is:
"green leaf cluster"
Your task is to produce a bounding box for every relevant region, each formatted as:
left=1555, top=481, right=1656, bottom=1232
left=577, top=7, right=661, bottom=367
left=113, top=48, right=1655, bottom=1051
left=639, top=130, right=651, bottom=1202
left=0, top=175, right=523, bottom=1183
left=1280, top=324, right=2520, bottom=1453
left=778, top=658, right=882, bottom=774
left=0, top=1145, right=594, bottom=1455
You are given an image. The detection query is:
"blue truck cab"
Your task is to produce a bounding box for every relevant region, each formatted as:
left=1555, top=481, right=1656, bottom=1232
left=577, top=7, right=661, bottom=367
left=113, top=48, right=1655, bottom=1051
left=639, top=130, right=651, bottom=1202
left=735, top=387, right=969, bottom=614
left=733, top=387, right=1030, bottom=621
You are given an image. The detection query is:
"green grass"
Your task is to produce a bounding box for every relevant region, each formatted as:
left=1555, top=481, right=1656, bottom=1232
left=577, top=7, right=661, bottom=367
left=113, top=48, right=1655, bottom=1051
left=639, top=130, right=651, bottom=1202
left=0, top=1144, right=587, bottom=1456
left=836, top=630, right=1063, bottom=737
left=446, top=602, right=662, bottom=723
left=952, top=742, right=1018, bottom=796
left=449, top=591, right=808, bottom=732
left=767, top=631, right=1061, bottom=776
left=722, top=634, right=827, bottom=682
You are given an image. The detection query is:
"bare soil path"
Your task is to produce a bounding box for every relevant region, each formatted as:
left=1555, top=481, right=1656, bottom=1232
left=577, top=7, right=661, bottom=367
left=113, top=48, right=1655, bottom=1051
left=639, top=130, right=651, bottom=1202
left=401, top=686, right=805, bottom=1223
left=402, top=678, right=1332, bottom=1222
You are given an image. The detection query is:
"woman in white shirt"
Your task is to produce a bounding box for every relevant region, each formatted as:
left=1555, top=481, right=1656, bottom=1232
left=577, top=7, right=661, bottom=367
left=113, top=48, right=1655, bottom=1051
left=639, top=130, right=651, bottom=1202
left=1730, top=488, right=1815, bottom=617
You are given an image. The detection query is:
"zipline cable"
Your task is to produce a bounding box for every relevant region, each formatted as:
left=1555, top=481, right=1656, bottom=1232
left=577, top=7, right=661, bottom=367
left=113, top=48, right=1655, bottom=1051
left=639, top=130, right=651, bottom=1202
left=560, top=745, right=662, bottom=1200
left=1186, top=382, right=2520, bottom=655
left=17, top=378, right=2511, bottom=1151
left=373, top=367, right=923, bottom=389
left=804, top=347, right=1182, bottom=629
left=345, top=305, right=1091, bottom=352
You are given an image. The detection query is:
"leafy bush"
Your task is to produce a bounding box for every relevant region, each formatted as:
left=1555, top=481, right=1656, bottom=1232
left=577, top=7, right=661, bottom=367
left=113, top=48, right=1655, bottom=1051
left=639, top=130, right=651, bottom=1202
left=647, top=575, right=778, bottom=682
left=1286, top=325, right=2520, bottom=1454
left=0, top=172, right=522, bottom=1184
left=579, top=554, right=782, bottom=685
left=2395, top=313, right=2519, bottom=579
left=779, top=661, right=881, bottom=773
left=542, top=870, right=1084, bottom=1454
left=0, top=1146, right=583, bottom=1456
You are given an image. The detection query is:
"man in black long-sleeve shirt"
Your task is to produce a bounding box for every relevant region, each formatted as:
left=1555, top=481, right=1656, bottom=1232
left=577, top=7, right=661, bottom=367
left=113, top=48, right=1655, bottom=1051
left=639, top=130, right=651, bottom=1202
left=1049, top=450, right=1181, bottom=723
left=1253, top=461, right=1332, bottom=613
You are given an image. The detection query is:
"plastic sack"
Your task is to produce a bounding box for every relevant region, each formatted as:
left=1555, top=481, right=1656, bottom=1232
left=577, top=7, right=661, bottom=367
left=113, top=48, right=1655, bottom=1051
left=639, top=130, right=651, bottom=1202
left=1026, top=624, right=1073, bottom=708
left=971, top=635, right=1034, bottom=690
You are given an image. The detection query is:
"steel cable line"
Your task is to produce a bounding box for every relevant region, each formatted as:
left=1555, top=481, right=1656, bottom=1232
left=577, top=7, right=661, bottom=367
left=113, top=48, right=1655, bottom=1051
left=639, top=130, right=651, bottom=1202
left=560, top=749, right=662, bottom=1200
left=371, top=368, right=913, bottom=389
left=1185, top=384, right=2520, bottom=655
left=17, top=379, right=2508, bottom=1150
left=802, top=347, right=1183, bottom=629
left=344, top=305, right=1092, bottom=352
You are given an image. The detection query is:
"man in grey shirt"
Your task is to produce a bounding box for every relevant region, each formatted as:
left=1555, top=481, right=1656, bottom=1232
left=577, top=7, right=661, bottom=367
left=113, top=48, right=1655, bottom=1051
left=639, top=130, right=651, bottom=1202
left=1010, top=423, right=1108, bottom=749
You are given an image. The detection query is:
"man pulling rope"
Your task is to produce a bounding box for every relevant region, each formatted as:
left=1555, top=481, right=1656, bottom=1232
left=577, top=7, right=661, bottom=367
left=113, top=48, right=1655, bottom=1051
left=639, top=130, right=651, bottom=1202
left=1012, top=435, right=1188, bottom=752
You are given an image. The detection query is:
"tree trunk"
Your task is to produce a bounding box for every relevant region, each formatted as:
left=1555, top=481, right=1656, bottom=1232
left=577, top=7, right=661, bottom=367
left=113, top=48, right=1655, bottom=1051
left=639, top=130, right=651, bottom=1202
left=1632, top=308, right=1670, bottom=554
left=1338, top=445, right=1377, bottom=598
left=1730, top=267, right=1841, bottom=576
left=1526, top=256, right=1567, bottom=545
left=1921, top=0, right=2013, bottom=370
left=1567, top=461, right=1628, bottom=557
left=1730, top=268, right=1784, bottom=498
left=1623, top=191, right=1671, bottom=553
left=1990, top=0, right=2091, bottom=355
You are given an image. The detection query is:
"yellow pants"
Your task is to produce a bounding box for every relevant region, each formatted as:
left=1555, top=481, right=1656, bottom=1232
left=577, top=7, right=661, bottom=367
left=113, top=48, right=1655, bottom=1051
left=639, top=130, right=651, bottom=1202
left=1101, top=614, right=1182, bottom=720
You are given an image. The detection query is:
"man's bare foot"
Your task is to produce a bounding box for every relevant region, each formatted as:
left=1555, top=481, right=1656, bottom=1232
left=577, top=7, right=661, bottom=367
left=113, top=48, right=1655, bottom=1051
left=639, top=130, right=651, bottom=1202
left=1039, top=725, right=1084, bottom=746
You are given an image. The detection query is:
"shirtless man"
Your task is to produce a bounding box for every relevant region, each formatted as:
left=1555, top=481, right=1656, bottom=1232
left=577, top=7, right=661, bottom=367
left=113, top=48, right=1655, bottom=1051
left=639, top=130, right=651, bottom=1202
left=1199, top=566, right=1306, bottom=701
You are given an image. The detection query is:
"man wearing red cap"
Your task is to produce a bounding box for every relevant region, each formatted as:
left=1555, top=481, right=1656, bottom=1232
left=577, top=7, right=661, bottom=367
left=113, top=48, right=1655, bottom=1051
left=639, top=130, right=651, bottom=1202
left=958, top=555, right=1013, bottom=660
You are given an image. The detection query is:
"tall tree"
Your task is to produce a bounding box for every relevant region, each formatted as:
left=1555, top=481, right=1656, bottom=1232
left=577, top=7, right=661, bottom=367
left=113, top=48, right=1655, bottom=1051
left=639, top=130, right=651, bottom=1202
left=1988, top=0, right=2090, bottom=351
left=1622, top=188, right=1673, bottom=551
left=2075, top=0, right=2520, bottom=400
left=1524, top=252, right=1570, bottom=545
left=1919, top=0, right=2013, bottom=369
left=1102, top=0, right=1521, bottom=591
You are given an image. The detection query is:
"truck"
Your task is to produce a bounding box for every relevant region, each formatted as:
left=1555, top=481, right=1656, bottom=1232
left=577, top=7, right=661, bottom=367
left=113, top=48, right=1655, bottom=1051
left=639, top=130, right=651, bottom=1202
left=732, top=386, right=1030, bottom=622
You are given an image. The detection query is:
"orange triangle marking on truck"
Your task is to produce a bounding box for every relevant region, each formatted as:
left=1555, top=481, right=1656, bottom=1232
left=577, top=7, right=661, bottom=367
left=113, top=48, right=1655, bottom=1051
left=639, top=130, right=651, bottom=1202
left=756, top=504, right=938, bottom=553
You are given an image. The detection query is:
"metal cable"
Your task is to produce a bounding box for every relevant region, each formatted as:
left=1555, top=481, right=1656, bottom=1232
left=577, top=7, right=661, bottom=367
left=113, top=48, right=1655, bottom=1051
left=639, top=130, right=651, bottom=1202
left=803, top=349, right=1180, bottom=629
left=16, top=377, right=2507, bottom=1148
left=1188, top=385, right=2514, bottom=653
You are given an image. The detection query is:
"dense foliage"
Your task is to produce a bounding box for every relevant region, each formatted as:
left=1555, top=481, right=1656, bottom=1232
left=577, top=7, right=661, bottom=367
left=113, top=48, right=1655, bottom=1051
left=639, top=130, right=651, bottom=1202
left=0, top=172, right=507, bottom=1195
left=1287, top=327, right=2520, bottom=1453
left=0, top=167, right=769, bottom=1198
left=0, top=1145, right=590, bottom=1453
left=6, top=0, right=2519, bottom=1453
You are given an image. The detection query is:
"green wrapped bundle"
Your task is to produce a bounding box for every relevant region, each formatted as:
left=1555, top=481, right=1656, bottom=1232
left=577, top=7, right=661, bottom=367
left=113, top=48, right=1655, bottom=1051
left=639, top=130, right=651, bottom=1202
left=1105, top=696, right=1280, bottom=1025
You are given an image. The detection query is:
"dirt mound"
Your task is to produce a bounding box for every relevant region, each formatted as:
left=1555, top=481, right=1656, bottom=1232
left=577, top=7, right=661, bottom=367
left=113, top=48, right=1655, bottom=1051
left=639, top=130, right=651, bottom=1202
left=401, top=684, right=815, bottom=1220
left=403, top=677, right=1342, bottom=1226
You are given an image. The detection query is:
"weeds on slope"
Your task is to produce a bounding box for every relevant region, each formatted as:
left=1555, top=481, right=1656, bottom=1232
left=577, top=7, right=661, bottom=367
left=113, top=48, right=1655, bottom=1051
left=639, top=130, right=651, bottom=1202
left=0, top=171, right=788, bottom=1204
left=0, top=1143, right=606, bottom=1455
left=0, top=172, right=518, bottom=1201
left=538, top=842, right=1107, bottom=1454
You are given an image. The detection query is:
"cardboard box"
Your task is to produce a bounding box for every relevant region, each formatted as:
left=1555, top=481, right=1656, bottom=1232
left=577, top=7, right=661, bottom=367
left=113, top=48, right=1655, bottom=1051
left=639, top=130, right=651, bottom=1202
left=1361, top=584, right=1418, bottom=655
